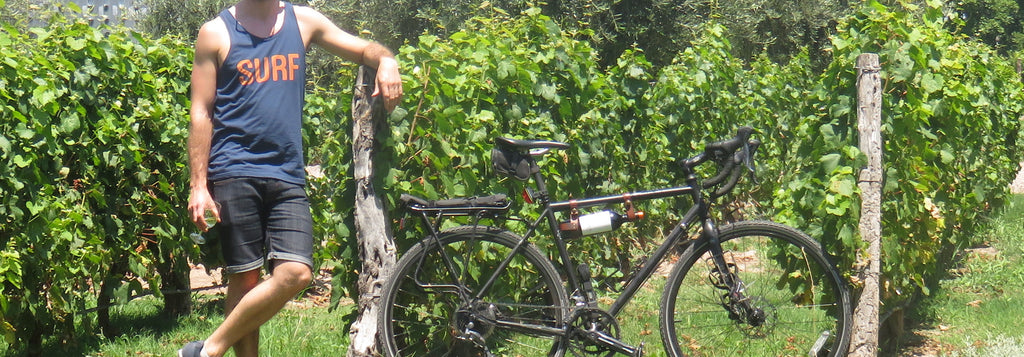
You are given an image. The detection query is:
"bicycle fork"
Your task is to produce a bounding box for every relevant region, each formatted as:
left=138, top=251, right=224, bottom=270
left=702, top=219, right=771, bottom=330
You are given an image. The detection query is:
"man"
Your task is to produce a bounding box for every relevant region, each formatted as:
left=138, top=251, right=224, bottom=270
left=180, top=1, right=402, bottom=356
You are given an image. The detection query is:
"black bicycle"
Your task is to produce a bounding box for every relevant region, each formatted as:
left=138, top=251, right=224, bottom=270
left=378, top=127, right=853, bottom=356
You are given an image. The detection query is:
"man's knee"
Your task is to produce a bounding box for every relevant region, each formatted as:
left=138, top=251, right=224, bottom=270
left=274, top=262, right=312, bottom=291
left=229, top=269, right=263, bottom=291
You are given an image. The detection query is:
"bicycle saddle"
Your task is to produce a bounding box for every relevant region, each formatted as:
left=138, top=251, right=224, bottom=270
left=494, top=137, right=570, bottom=150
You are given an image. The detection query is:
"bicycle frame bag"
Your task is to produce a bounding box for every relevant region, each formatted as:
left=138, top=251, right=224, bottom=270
left=491, top=147, right=536, bottom=181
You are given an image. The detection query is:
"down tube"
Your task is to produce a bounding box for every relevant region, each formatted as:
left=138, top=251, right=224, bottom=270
left=608, top=204, right=701, bottom=317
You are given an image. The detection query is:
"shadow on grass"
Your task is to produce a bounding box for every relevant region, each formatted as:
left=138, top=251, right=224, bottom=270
left=14, top=295, right=226, bottom=357
left=892, top=195, right=1024, bottom=356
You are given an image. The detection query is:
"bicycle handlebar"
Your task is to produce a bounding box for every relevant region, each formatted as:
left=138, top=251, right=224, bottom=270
left=680, top=126, right=760, bottom=198
left=704, top=126, right=755, bottom=159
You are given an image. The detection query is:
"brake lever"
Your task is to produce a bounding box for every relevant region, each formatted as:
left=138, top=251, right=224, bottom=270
left=742, top=140, right=759, bottom=185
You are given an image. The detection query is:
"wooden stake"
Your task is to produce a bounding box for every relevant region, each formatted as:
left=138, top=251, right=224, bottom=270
left=850, top=53, right=883, bottom=357
left=346, top=65, right=397, bottom=357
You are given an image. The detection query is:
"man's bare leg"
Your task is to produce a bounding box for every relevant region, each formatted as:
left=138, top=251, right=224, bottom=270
left=224, top=269, right=262, bottom=357
left=201, top=261, right=312, bottom=357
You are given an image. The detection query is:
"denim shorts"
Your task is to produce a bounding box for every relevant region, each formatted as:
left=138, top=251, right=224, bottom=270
left=210, top=177, right=314, bottom=274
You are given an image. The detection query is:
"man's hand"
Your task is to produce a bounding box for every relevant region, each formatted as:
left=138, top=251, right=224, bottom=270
left=294, top=6, right=404, bottom=112
left=188, top=188, right=220, bottom=232
left=372, top=57, right=403, bottom=112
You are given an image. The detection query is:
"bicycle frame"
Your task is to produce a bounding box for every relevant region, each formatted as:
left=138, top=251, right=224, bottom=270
left=529, top=161, right=716, bottom=319
left=387, top=128, right=855, bottom=357
left=407, top=160, right=722, bottom=335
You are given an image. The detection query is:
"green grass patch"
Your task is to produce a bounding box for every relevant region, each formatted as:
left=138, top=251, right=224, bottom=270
left=613, top=275, right=669, bottom=357
left=903, top=195, right=1024, bottom=355
left=8, top=293, right=355, bottom=357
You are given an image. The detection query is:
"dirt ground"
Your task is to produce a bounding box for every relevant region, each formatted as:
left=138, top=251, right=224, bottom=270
left=1012, top=162, right=1024, bottom=194
left=900, top=329, right=958, bottom=356
left=188, top=263, right=335, bottom=308
left=188, top=263, right=224, bottom=295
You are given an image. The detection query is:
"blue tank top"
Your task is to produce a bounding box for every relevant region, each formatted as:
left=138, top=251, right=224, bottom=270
left=208, top=2, right=308, bottom=185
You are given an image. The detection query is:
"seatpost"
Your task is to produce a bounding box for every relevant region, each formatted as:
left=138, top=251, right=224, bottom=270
left=529, top=161, right=551, bottom=205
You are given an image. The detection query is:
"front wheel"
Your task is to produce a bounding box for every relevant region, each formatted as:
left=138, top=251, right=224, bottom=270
left=379, top=225, right=569, bottom=357
left=660, top=221, right=852, bottom=357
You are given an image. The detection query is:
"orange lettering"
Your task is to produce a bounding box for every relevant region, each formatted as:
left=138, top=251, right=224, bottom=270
left=272, top=55, right=288, bottom=82
left=288, top=53, right=300, bottom=81
left=237, top=59, right=254, bottom=85
left=237, top=54, right=302, bottom=85
left=254, top=58, right=270, bottom=83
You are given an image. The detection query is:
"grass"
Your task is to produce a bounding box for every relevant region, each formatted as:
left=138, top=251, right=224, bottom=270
left=612, top=276, right=669, bottom=356
left=948, top=335, right=1024, bottom=357
left=3, top=293, right=355, bottom=357
left=899, top=194, right=1024, bottom=356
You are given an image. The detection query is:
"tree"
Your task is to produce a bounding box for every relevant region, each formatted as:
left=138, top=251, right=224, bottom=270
left=289, top=0, right=860, bottom=69
left=137, top=0, right=233, bottom=41
left=951, top=0, right=1024, bottom=54
left=134, top=0, right=860, bottom=71
left=345, top=65, right=397, bottom=357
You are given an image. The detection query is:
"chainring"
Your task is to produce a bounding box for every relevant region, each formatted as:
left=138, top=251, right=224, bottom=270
left=567, top=307, right=621, bottom=356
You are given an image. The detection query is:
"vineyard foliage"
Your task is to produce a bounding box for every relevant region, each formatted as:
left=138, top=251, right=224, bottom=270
left=0, top=6, right=347, bottom=351
left=778, top=0, right=1024, bottom=307
left=0, top=0, right=1022, bottom=352
left=0, top=7, right=196, bottom=348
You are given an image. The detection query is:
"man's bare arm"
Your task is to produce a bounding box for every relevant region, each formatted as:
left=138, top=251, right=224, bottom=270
left=295, top=6, right=403, bottom=111
left=187, top=20, right=225, bottom=230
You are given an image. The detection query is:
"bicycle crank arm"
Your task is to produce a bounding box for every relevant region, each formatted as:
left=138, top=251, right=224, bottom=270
left=587, top=330, right=644, bottom=357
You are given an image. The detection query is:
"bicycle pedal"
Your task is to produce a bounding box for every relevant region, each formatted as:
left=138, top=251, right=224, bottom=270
left=589, top=330, right=640, bottom=356
left=632, top=342, right=645, bottom=357
left=809, top=330, right=831, bottom=357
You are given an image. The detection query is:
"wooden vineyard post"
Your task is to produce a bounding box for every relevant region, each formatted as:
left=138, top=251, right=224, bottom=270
left=346, top=65, right=397, bottom=357
left=850, top=53, right=883, bottom=357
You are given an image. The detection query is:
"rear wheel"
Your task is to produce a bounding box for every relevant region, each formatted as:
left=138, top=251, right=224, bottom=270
left=661, top=221, right=852, bottom=356
left=380, top=225, right=569, bottom=356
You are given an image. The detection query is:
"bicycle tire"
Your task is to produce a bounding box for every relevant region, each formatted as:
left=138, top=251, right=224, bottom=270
left=379, top=225, right=569, bottom=357
left=660, top=221, right=852, bottom=357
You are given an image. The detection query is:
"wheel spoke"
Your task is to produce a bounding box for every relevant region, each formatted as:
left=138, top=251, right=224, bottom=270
left=661, top=221, right=851, bottom=357
left=380, top=226, right=569, bottom=356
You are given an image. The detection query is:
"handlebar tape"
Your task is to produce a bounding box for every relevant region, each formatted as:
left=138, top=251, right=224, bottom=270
left=704, top=126, right=754, bottom=160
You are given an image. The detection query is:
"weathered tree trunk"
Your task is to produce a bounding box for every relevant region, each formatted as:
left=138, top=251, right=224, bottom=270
left=97, top=255, right=127, bottom=339
left=155, top=229, right=193, bottom=317
left=346, top=65, right=397, bottom=357
left=850, top=53, right=882, bottom=357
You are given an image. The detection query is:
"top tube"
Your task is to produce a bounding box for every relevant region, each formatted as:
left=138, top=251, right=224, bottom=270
left=548, top=186, right=694, bottom=212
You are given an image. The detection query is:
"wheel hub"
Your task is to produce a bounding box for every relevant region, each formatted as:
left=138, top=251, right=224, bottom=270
left=452, top=301, right=498, bottom=338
